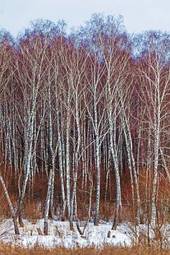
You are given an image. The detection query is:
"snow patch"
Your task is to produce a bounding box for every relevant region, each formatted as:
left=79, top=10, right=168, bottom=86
left=2, top=219, right=165, bottom=248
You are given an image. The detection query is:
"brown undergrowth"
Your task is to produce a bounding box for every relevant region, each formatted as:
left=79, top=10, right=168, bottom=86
left=0, top=167, right=170, bottom=223
left=0, top=244, right=170, bottom=255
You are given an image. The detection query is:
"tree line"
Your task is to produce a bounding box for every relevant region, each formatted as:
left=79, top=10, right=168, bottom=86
left=0, top=14, right=170, bottom=234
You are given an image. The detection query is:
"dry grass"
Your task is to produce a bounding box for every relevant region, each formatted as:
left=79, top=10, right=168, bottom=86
left=1, top=167, right=170, bottom=223
left=0, top=244, right=170, bottom=255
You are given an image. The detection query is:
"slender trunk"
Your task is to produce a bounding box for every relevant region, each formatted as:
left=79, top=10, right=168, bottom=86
left=66, top=111, right=71, bottom=221
left=58, top=121, right=66, bottom=217
left=94, top=133, right=100, bottom=226
left=121, top=113, right=141, bottom=225
left=44, top=169, right=53, bottom=235
left=0, top=175, right=20, bottom=235
left=108, top=110, right=122, bottom=229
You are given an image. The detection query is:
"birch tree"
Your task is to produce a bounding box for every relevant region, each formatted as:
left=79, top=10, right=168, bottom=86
left=15, top=33, right=48, bottom=226
left=137, top=32, right=170, bottom=226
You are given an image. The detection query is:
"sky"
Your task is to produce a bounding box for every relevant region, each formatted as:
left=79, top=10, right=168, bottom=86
left=0, top=0, right=169, bottom=37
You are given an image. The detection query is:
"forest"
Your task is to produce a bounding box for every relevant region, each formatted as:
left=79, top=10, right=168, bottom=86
left=0, top=14, right=170, bottom=242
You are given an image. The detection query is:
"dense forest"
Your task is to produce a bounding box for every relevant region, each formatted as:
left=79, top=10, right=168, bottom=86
left=0, top=14, right=170, bottom=235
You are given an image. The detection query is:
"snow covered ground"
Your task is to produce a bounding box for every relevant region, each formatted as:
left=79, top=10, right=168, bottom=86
left=0, top=219, right=133, bottom=248
left=0, top=219, right=170, bottom=249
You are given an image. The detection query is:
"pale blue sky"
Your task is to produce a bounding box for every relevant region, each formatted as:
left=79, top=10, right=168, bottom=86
left=0, top=0, right=169, bottom=36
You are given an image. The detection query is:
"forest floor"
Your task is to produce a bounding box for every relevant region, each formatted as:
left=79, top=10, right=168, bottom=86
left=1, top=245, right=170, bottom=255
left=0, top=244, right=170, bottom=255
left=1, top=218, right=170, bottom=250
left=0, top=219, right=132, bottom=248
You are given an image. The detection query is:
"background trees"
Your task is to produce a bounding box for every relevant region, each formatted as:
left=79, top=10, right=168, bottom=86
left=136, top=32, right=170, bottom=225
left=0, top=16, right=169, bottom=233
